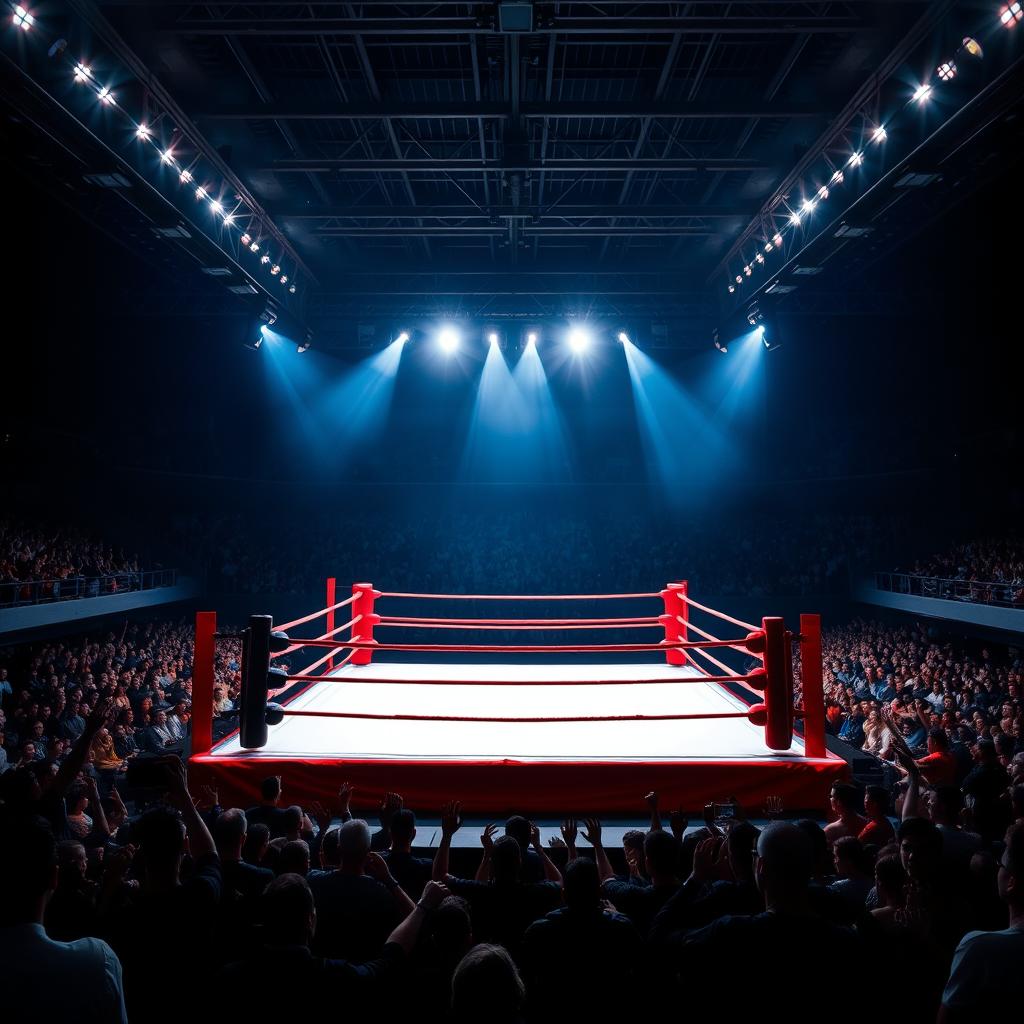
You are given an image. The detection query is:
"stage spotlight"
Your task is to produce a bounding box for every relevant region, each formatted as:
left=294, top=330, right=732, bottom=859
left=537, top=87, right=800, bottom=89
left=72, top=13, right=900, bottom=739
left=279, top=275, right=288, bottom=284
left=223, top=214, right=235, bottom=226
left=179, top=169, right=193, bottom=184
left=743, top=264, right=752, bottom=276
left=617, top=331, right=630, bottom=344
left=937, top=61, right=957, bottom=81
left=755, top=252, right=765, bottom=264
left=772, top=232, right=783, bottom=247
left=848, top=151, right=864, bottom=167
left=97, top=86, right=115, bottom=105
left=713, top=327, right=727, bottom=354
left=789, top=211, right=802, bottom=226
left=912, top=83, right=932, bottom=104
left=261, top=254, right=270, bottom=264
left=73, top=63, right=92, bottom=82
left=289, top=285, right=296, bottom=294
left=297, top=332, right=312, bottom=353
left=568, top=325, right=591, bottom=354
left=240, top=233, right=252, bottom=247
left=801, top=197, right=817, bottom=213
left=270, top=264, right=281, bottom=276
left=817, top=185, right=829, bottom=201
left=735, top=274, right=743, bottom=284
left=136, top=123, right=151, bottom=140
left=728, top=284, right=736, bottom=294
left=209, top=199, right=225, bottom=216
left=871, top=125, right=887, bottom=144
left=250, top=241, right=260, bottom=253
left=962, top=37, right=983, bottom=58
left=195, top=186, right=208, bottom=201
left=395, top=331, right=410, bottom=344
left=526, top=331, right=538, bottom=347
left=1000, top=3, right=1022, bottom=28
left=830, top=169, right=844, bottom=186
left=13, top=6, right=34, bottom=31
left=746, top=302, right=764, bottom=328
left=487, top=330, right=499, bottom=347
left=438, top=325, right=460, bottom=355
left=160, top=149, right=174, bottom=165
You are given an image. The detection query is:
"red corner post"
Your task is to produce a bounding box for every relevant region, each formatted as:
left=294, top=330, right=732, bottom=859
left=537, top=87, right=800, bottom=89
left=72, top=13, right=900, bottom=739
left=191, top=610, right=216, bottom=756
left=761, top=616, right=794, bottom=751
left=325, top=577, right=337, bottom=672
left=799, top=613, right=827, bottom=758
left=351, top=582, right=379, bottom=666
left=659, top=581, right=688, bottom=666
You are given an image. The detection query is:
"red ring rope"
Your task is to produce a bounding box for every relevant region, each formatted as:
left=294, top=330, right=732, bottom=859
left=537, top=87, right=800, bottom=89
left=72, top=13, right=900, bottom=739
left=377, top=619, right=664, bottom=631
left=379, top=591, right=661, bottom=601
left=277, top=708, right=753, bottom=724
left=277, top=592, right=359, bottom=633
left=278, top=670, right=765, bottom=687
left=274, top=615, right=362, bottom=658
left=678, top=593, right=757, bottom=633
left=676, top=616, right=763, bottom=661
left=282, top=638, right=753, bottom=653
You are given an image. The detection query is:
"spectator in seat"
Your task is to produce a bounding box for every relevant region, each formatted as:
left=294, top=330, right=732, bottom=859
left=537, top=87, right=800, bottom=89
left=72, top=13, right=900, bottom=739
left=276, top=838, right=311, bottom=877
left=433, top=803, right=561, bottom=957
left=522, top=856, right=641, bottom=1021
left=869, top=854, right=907, bottom=931
left=962, top=738, right=1010, bottom=842
left=916, top=728, right=958, bottom=788
left=599, top=823, right=682, bottom=936
left=828, top=836, right=874, bottom=911
left=940, top=821, right=1024, bottom=1018
left=381, top=807, right=432, bottom=899
left=307, top=819, right=411, bottom=962
left=928, top=787, right=983, bottom=879
left=242, top=822, right=271, bottom=869
left=0, top=817, right=127, bottom=1024
left=245, top=775, right=294, bottom=838
left=859, top=785, right=896, bottom=848
left=451, top=944, right=525, bottom=1024
left=824, top=783, right=867, bottom=845
left=213, top=807, right=273, bottom=901
left=216, top=873, right=450, bottom=1019
left=679, top=823, right=864, bottom=1023
left=504, top=814, right=546, bottom=882
left=44, top=840, right=99, bottom=942
left=413, top=895, right=475, bottom=1011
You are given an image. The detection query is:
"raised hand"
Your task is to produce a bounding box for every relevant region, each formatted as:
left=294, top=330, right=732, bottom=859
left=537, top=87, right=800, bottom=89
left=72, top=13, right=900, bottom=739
left=380, top=791, right=403, bottom=825
left=581, top=817, right=603, bottom=849
left=762, top=795, right=784, bottom=820
left=669, top=809, right=688, bottom=840
left=338, top=780, right=353, bottom=812
left=309, top=800, right=332, bottom=829
left=440, top=800, right=462, bottom=840
left=560, top=817, right=578, bottom=850
left=418, top=880, right=451, bottom=910
left=481, top=822, right=499, bottom=852
left=644, top=791, right=659, bottom=811
left=691, top=835, right=720, bottom=882
left=529, top=822, right=543, bottom=849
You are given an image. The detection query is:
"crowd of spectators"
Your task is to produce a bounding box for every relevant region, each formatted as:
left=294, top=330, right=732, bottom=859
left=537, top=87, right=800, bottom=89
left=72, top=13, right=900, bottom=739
left=0, top=518, right=154, bottom=606
left=180, top=507, right=889, bottom=598
left=814, top=620, right=1022, bottom=789
left=891, top=536, right=1024, bottom=606
left=1, top=742, right=1021, bottom=1022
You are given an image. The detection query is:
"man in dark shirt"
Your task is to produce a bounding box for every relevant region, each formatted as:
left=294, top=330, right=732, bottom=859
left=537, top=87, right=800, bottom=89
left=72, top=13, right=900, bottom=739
left=600, top=824, right=682, bottom=937
left=213, top=808, right=274, bottom=900
left=522, top=857, right=641, bottom=1022
left=216, top=873, right=450, bottom=1019
left=380, top=808, right=432, bottom=899
left=679, top=822, right=866, bottom=1024
left=961, top=738, right=1010, bottom=842
left=433, top=802, right=561, bottom=958
left=244, top=775, right=295, bottom=838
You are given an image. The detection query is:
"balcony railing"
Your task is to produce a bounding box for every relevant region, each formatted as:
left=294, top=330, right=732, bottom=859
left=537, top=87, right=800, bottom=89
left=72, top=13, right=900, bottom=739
left=0, top=569, right=178, bottom=608
left=872, top=571, right=1024, bottom=608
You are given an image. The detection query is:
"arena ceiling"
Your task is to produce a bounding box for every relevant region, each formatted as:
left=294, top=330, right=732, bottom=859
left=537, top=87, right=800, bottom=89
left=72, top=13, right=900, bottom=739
left=3, top=1, right=1023, bottom=348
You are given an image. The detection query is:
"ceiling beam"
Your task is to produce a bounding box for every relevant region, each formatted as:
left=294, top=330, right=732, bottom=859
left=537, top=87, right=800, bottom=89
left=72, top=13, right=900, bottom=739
left=271, top=204, right=756, bottom=219
left=194, top=99, right=826, bottom=121
left=261, top=157, right=770, bottom=173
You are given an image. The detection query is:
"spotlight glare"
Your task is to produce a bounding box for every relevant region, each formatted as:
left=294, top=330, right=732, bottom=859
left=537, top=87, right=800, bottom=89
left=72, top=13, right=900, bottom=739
left=772, top=232, right=783, bottom=247
left=743, top=264, right=752, bottom=276
left=288, top=284, right=296, bottom=294
left=223, top=214, right=235, bottom=226
left=801, top=198, right=817, bottom=213
left=136, top=123, right=151, bottom=139
left=764, top=241, right=773, bottom=253
left=817, top=185, right=829, bottom=201
left=73, top=64, right=91, bottom=82
left=13, top=6, right=34, bottom=30
left=209, top=199, right=224, bottom=216
left=260, top=254, right=270, bottom=265
left=270, top=264, right=280, bottom=276
left=735, top=274, right=743, bottom=284
left=240, top=233, right=251, bottom=247
left=754, top=252, right=764, bottom=264
left=487, top=331, right=499, bottom=347
left=526, top=331, right=537, bottom=346
left=195, top=186, right=208, bottom=201
left=249, top=241, right=260, bottom=253
left=728, top=284, right=736, bottom=294
left=871, top=125, right=887, bottom=144
left=830, top=169, right=844, bottom=186
left=617, top=331, right=630, bottom=344
left=789, top=211, right=802, bottom=226
left=1000, top=3, right=1022, bottom=27
left=568, top=325, right=591, bottom=354
left=913, top=83, right=933, bottom=104
left=97, top=86, right=115, bottom=106
left=848, top=151, right=864, bottom=167
left=160, top=149, right=174, bottom=165
left=438, top=325, right=460, bottom=355
left=279, top=275, right=288, bottom=284
left=937, top=61, right=957, bottom=81
left=395, top=331, right=410, bottom=344
left=179, top=169, right=193, bottom=184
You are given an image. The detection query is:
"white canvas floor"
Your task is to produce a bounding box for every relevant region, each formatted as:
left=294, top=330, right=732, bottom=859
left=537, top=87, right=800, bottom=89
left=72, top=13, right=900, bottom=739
left=213, top=661, right=808, bottom=762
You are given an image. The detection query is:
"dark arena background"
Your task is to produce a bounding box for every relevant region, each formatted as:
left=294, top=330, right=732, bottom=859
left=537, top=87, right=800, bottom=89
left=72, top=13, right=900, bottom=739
left=2, top=3, right=1024, bottom=1021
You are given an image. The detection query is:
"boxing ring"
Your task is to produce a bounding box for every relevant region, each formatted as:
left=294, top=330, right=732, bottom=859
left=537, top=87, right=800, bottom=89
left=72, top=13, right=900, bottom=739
left=188, top=582, right=845, bottom=814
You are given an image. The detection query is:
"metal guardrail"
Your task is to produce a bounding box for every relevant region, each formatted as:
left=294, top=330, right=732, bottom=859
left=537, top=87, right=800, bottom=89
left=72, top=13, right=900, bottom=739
left=872, top=571, right=1024, bottom=608
left=0, top=569, right=178, bottom=608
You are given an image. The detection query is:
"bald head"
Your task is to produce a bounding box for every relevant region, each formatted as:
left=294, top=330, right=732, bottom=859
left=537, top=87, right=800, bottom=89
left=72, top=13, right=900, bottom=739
left=755, top=822, right=814, bottom=896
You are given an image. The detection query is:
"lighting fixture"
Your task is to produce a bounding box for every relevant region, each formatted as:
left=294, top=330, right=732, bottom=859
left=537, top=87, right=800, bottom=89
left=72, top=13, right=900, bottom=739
left=912, top=83, right=933, bottom=104
left=13, top=6, right=34, bottom=31
left=136, top=124, right=151, bottom=140
left=772, top=232, right=783, bottom=247
left=1000, top=3, right=1022, bottom=28
left=937, top=61, right=956, bottom=81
